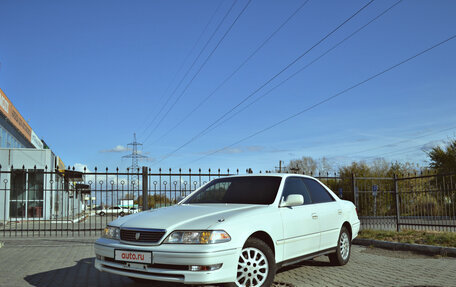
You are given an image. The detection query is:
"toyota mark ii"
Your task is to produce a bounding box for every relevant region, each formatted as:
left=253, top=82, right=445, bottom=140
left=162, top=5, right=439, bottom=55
left=94, top=174, right=360, bottom=287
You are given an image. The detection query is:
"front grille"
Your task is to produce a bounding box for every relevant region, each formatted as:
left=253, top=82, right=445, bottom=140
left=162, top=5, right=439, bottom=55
left=120, top=228, right=166, bottom=243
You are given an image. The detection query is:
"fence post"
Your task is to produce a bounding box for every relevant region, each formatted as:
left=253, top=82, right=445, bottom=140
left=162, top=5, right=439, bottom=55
left=142, top=166, right=148, bottom=211
left=351, top=173, right=357, bottom=208
left=394, top=174, right=400, bottom=232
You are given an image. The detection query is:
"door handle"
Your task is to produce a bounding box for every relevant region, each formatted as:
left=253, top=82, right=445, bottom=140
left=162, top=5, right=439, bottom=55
left=338, top=209, right=342, bottom=215
left=312, top=213, right=318, bottom=219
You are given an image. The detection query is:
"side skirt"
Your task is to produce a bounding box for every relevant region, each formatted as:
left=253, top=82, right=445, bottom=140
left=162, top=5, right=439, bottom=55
left=276, top=247, right=337, bottom=269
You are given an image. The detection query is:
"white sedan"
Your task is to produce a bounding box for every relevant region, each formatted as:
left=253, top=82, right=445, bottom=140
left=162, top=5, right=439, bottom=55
left=96, top=206, right=131, bottom=217
left=94, top=174, right=360, bottom=287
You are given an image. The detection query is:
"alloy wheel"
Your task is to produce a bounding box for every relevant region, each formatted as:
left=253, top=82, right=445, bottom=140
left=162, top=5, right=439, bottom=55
left=340, top=232, right=350, bottom=261
left=236, top=247, right=269, bottom=287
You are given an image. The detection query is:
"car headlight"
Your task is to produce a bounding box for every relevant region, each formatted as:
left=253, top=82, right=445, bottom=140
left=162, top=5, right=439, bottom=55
left=102, top=226, right=120, bottom=240
left=164, top=230, right=231, bottom=244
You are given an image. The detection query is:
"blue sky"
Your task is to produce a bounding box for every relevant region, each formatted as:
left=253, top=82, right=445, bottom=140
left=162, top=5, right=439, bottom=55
left=1, top=0, right=455, bottom=173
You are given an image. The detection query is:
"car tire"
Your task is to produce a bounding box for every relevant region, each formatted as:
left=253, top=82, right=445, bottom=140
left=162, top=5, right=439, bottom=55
left=329, top=226, right=351, bottom=266
left=224, top=237, right=276, bottom=287
left=119, top=212, right=125, bottom=217
left=99, top=212, right=105, bottom=216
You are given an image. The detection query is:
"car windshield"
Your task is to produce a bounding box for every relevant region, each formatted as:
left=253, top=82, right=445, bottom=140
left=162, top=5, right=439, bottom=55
left=183, top=176, right=282, bottom=205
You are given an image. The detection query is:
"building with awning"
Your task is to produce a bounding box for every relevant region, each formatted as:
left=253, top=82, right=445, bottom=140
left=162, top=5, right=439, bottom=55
left=0, top=88, right=43, bottom=150
left=0, top=88, right=78, bottom=221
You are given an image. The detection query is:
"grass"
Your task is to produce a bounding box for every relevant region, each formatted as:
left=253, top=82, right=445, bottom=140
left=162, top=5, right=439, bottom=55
left=358, top=229, right=456, bottom=248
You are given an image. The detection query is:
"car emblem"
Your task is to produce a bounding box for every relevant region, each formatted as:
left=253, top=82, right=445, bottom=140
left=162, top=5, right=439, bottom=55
left=135, top=232, right=140, bottom=240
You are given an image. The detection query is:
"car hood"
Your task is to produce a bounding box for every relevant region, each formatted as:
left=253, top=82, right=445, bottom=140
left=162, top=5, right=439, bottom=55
left=111, top=204, right=264, bottom=231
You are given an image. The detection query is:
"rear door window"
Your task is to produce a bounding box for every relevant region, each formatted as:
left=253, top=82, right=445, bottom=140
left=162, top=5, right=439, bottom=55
left=302, top=178, right=335, bottom=204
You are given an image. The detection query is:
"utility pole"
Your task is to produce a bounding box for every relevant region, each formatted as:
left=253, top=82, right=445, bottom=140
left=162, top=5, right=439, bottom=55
left=275, top=160, right=283, bottom=173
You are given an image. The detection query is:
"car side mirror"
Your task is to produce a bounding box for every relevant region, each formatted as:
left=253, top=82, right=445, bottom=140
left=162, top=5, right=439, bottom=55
left=280, top=194, right=304, bottom=207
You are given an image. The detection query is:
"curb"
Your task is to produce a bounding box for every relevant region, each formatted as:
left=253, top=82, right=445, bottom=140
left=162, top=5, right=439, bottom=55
left=353, top=238, right=456, bottom=258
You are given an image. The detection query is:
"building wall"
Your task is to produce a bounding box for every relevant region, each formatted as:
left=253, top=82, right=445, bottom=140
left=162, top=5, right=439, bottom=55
left=0, top=149, right=52, bottom=221
left=0, top=90, right=65, bottom=223
left=0, top=149, right=84, bottom=222
left=0, top=148, right=52, bottom=169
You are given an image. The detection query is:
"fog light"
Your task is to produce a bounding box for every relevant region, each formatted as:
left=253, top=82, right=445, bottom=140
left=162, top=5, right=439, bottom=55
left=188, top=264, right=222, bottom=271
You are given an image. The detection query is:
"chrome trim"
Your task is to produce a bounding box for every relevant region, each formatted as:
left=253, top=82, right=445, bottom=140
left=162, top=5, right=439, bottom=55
left=120, top=227, right=167, bottom=232
left=119, top=227, right=167, bottom=245
left=94, top=242, right=238, bottom=254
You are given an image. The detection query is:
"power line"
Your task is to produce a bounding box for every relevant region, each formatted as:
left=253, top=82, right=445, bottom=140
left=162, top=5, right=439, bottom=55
left=155, top=0, right=312, bottom=143
left=360, top=142, right=437, bottom=160
left=360, top=130, right=456, bottom=160
left=141, top=0, right=237, bottom=143
left=203, top=0, right=403, bottom=136
left=142, top=0, right=252, bottom=144
left=139, top=0, right=224, bottom=136
left=298, top=125, right=456, bottom=163
left=345, top=125, right=456, bottom=158
left=186, top=33, right=456, bottom=165
left=140, top=0, right=237, bottom=142
left=374, top=143, right=440, bottom=158
left=154, top=0, right=375, bottom=165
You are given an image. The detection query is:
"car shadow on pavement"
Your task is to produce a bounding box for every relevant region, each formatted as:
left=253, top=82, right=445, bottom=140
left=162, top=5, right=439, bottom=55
left=277, top=258, right=333, bottom=274
left=24, top=257, right=184, bottom=287
left=23, top=257, right=330, bottom=287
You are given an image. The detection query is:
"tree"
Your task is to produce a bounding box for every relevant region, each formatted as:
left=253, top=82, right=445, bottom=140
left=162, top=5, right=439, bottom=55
left=427, top=139, right=456, bottom=173
left=338, top=161, right=371, bottom=177
left=285, top=156, right=333, bottom=175
left=123, top=193, right=135, bottom=200
left=135, top=194, right=173, bottom=209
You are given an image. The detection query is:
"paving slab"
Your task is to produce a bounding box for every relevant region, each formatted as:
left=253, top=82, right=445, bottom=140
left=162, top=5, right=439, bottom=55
left=0, top=238, right=455, bottom=287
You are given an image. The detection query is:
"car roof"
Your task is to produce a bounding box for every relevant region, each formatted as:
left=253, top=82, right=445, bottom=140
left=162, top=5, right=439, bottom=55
left=223, top=173, right=316, bottom=179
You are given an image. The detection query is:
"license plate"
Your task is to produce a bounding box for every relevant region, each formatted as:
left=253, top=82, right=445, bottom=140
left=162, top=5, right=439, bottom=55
left=114, top=250, right=152, bottom=264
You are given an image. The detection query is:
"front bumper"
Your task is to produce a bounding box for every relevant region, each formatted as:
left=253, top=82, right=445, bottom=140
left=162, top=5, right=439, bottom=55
left=94, top=238, right=240, bottom=284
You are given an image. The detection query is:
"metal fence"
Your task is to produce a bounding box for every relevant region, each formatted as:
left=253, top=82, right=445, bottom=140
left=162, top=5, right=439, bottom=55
left=355, top=173, right=456, bottom=232
left=0, top=166, right=455, bottom=237
left=0, top=166, right=238, bottom=237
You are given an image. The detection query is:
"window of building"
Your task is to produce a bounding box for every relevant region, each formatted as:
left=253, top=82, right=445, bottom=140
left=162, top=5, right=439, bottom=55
left=10, top=170, right=27, bottom=218
left=9, top=169, right=44, bottom=218
left=1, top=128, right=6, bottom=147
left=0, top=125, right=28, bottom=148
left=27, top=170, right=44, bottom=218
left=6, top=133, right=11, bottom=148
